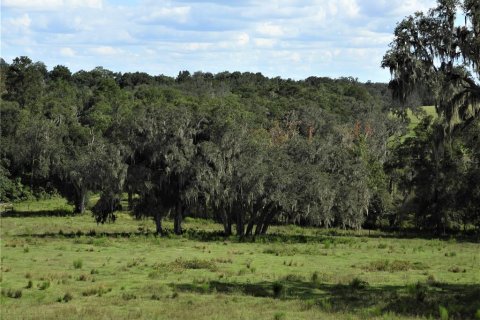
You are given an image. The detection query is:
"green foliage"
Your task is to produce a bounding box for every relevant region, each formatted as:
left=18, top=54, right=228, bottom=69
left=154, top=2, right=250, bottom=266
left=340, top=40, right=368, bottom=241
left=349, top=277, right=369, bottom=290
left=1, top=288, right=22, bottom=299
left=1, top=52, right=478, bottom=235
left=439, top=305, right=449, bottom=320
left=73, top=259, right=83, bottom=269
left=38, top=280, right=50, bottom=290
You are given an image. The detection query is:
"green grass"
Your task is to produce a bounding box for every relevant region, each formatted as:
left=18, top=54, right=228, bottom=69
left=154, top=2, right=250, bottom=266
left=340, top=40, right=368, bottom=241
left=1, top=197, right=479, bottom=319
left=406, top=106, right=436, bottom=133
left=388, top=106, right=437, bottom=144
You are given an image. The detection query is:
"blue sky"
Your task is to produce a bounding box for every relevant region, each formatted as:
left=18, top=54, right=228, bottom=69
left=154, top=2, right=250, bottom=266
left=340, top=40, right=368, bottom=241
left=1, top=0, right=436, bottom=82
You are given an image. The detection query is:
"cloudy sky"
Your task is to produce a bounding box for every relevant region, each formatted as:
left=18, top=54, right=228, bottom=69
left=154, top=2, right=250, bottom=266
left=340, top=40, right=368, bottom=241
left=1, top=0, right=437, bottom=82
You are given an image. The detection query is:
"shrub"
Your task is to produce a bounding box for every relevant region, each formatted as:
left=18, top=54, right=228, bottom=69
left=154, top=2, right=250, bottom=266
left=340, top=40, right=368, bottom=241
left=439, top=305, right=449, bottom=320
left=273, top=312, right=286, bottom=320
left=1, top=288, right=22, bottom=299
left=90, top=269, right=99, bottom=275
left=408, top=282, right=428, bottom=302
left=349, top=277, right=368, bottom=290
left=82, top=285, right=111, bottom=297
left=315, top=298, right=332, bottom=311
left=283, top=274, right=304, bottom=282
left=38, top=281, right=50, bottom=290
left=122, top=292, right=136, bottom=300
left=365, top=260, right=412, bottom=272
left=63, top=292, right=73, bottom=302
left=475, top=309, right=480, bottom=320
left=26, top=280, right=33, bottom=289
left=77, top=274, right=88, bottom=281
left=448, top=266, right=466, bottom=273
left=73, top=259, right=83, bottom=269
left=171, top=258, right=217, bottom=271
left=426, top=274, right=439, bottom=286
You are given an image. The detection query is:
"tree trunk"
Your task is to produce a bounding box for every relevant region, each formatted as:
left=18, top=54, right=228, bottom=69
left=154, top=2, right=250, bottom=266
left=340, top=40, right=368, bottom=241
left=127, top=191, right=133, bottom=210
left=74, top=187, right=87, bottom=214
left=245, top=213, right=256, bottom=236
left=174, top=204, right=183, bottom=235
left=235, top=206, right=244, bottom=237
left=221, top=208, right=232, bottom=236
left=154, top=212, right=163, bottom=236
left=260, top=209, right=276, bottom=235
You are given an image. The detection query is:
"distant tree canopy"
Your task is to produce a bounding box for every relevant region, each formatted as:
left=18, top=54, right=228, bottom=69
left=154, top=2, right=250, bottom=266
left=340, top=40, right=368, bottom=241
left=1, top=54, right=479, bottom=234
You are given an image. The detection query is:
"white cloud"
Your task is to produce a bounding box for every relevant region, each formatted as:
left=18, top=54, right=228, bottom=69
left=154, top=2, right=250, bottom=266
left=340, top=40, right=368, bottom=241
left=256, top=22, right=284, bottom=37
left=183, top=42, right=211, bottom=51
left=90, top=46, right=122, bottom=55
left=236, top=33, right=249, bottom=46
left=1, top=0, right=442, bottom=82
left=60, top=47, right=75, bottom=57
left=8, top=13, right=32, bottom=28
left=254, top=38, right=277, bottom=48
left=139, top=6, right=191, bottom=23
left=338, top=0, right=360, bottom=17
left=390, top=0, right=435, bottom=16
left=2, top=0, right=102, bottom=9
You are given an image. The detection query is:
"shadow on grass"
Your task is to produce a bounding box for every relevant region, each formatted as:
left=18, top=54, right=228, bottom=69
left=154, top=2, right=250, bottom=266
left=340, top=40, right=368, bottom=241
left=173, top=279, right=480, bottom=319
left=0, top=209, right=74, bottom=218
left=10, top=226, right=479, bottom=244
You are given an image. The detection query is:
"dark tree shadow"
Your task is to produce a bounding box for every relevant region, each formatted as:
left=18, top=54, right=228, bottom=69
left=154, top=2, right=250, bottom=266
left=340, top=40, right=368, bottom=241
left=0, top=209, right=74, bottom=218
left=10, top=226, right=479, bottom=244
left=172, top=279, right=480, bottom=319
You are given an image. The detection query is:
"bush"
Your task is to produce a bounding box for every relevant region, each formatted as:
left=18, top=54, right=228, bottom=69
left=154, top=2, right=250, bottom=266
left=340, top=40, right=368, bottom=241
left=38, top=280, right=50, bottom=290
left=349, top=277, right=368, bottom=290
left=122, top=292, right=136, bottom=300
left=26, top=280, right=33, bottom=289
left=63, top=292, right=73, bottom=302
left=364, top=260, right=412, bottom=272
left=170, top=258, right=218, bottom=271
left=273, top=312, right=286, bottom=320
left=408, top=282, right=428, bottom=302
left=82, top=285, right=111, bottom=297
left=439, top=305, right=449, bottom=320
left=77, top=274, right=88, bottom=281
left=448, top=266, right=466, bottom=273
left=73, top=259, right=83, bottom=269
left=1, top=288, right=22, bottom=299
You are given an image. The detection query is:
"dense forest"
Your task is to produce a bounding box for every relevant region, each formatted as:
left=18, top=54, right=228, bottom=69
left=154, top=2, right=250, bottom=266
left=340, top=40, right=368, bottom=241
left=1, top=0, right=479, bottom=237
left=1, top=54, right=478, bottom=236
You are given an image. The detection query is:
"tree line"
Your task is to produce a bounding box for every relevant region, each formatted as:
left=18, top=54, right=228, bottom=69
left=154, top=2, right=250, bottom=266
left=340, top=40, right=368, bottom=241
left=1, top=1, right=479, bottom=236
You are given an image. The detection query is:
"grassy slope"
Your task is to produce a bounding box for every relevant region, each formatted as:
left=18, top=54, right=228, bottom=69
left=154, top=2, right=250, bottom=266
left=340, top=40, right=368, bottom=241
left=0, top=198, right=479, bottom=320
left=406, top=106, right=436, bottom=132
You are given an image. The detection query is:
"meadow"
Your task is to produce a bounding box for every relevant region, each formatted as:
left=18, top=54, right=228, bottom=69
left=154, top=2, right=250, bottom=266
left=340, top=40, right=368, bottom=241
left=1, top=197, right=479, bottom=320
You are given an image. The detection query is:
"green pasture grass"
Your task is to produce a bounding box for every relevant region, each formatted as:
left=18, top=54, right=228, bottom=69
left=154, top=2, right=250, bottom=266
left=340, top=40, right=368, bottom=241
left=388, top=106, right=437, bottom=144
left=1, top=198, right=479, bottom=319
left=406, top=105, right=436, bottom=133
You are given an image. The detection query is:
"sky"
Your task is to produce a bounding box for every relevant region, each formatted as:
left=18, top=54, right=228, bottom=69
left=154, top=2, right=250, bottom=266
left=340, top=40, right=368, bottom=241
left=1, top=0, right=437, bottom=82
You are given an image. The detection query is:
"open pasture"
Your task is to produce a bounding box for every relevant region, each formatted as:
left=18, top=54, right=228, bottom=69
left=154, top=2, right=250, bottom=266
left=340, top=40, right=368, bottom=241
left=1, top=198, right=479, bottom=320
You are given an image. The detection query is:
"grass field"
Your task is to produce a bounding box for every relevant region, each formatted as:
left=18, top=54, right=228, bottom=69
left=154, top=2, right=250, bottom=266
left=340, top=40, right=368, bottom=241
left=1, top=197, right=479, bottom=319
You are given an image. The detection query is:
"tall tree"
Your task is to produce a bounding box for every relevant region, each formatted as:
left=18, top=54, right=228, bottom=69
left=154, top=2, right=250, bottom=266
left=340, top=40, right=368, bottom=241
left=382, top=0, right=480, bottom=131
